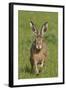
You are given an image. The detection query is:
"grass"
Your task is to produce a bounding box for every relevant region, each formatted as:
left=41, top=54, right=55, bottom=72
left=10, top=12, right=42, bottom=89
left=18, top=10, right=58, bottom=79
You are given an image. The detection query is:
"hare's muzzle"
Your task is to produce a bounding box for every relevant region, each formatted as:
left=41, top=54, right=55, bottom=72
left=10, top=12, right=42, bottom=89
left=36, top=37, right=43, bottom=50
left=36, top=45, right=42, bottom=49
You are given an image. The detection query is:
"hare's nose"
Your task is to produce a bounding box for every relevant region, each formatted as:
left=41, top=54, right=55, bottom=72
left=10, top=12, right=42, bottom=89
left=36, top=45, right=42, bottom=49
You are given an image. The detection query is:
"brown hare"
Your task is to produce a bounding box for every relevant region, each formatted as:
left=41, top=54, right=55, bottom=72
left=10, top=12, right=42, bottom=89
left=30, top=21, right=48, bottom=74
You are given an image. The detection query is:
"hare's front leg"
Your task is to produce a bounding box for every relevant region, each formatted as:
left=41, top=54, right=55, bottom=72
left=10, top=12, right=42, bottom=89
left=39, top=60, right=44, bottom=73
left=34, top=61, right=39, bottom=74
left=40, top=60, right=44, bottom=68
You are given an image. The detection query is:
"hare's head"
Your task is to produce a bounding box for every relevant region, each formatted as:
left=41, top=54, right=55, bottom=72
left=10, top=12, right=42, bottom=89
left=30, top=21, right=48, bottom=50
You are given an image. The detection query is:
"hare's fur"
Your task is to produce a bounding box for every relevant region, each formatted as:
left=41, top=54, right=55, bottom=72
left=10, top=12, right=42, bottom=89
left=30, top=21, right=48, bottom=74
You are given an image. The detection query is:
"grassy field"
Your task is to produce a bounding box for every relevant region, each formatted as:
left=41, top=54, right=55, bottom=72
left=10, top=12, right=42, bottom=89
left=18, top=10, right=58, bottom=79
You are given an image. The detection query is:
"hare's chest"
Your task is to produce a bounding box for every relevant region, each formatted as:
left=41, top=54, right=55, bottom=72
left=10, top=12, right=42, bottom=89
left=33, top=51, right=44, bottom=61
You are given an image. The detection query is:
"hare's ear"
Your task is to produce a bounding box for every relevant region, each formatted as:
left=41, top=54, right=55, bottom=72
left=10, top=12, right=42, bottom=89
left=40, top=22, right=48, bottom=36
left=30, top=21, right=37, bottom=34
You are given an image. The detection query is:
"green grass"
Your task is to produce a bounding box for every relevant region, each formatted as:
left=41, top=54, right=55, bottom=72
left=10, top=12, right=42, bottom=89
left=18, top=10, right=58, bottom=79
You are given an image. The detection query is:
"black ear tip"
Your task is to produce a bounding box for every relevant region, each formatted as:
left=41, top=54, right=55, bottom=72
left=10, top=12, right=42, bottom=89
left=44, top=22, right=48, bottom=25
left=43, top=22, right=48, bottom=28
left=30, top=21, right=34, bottom=27
left=30, top=21, right=34, bottom=26
left=30, top=21, right=33, bottom=24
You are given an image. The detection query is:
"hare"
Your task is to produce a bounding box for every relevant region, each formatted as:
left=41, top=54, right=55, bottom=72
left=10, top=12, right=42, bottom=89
left=30, top=21, right=48, bottom=74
